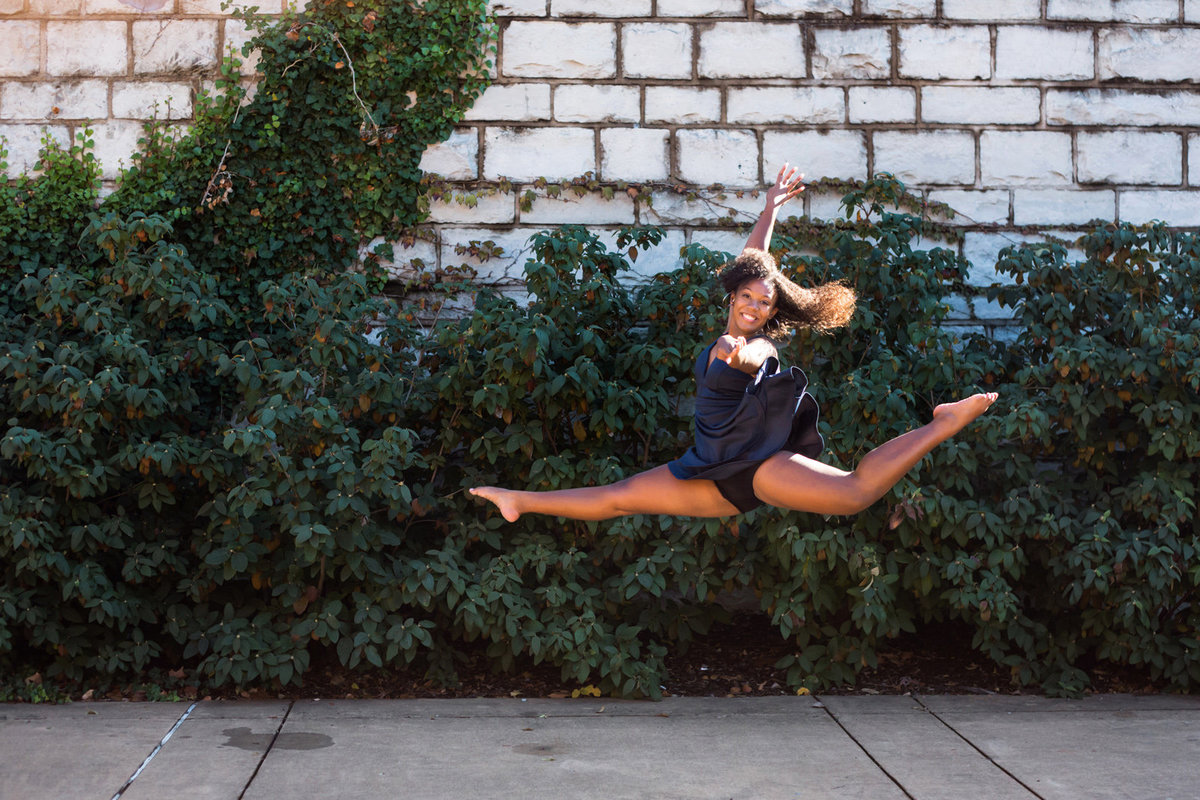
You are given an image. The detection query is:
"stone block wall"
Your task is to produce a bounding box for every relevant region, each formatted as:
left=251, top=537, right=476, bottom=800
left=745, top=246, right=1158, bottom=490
left=3, top=0, right=1200, bottom=329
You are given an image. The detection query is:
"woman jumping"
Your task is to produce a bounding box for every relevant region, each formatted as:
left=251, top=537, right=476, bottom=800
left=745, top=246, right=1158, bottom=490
left=471, top=163, right=997, bottom=523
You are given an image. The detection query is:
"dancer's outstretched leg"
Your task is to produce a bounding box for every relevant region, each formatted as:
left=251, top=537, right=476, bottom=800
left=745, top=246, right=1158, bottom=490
left=752, top=393, right=998, bottom=516
left=471, top=464, right=739, bottom=522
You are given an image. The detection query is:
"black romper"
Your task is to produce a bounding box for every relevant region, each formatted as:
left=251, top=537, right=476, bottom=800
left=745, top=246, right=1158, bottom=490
left=667, top=336, right=824, bottom=513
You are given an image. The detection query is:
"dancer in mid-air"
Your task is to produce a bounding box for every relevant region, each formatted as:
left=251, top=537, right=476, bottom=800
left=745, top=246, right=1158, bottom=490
left=472, top=164, right=997, bottom=522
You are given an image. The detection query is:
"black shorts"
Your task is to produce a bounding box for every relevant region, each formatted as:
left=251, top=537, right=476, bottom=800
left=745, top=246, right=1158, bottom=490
left=713, top=461, right=766, bottom=514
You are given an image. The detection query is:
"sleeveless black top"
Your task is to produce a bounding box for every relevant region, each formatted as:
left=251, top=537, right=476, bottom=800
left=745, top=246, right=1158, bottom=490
left=667, top=337, right=823, bottom=482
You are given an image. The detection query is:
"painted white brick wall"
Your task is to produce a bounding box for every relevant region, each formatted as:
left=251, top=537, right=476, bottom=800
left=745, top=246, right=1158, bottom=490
left=763, top=130, right=867, bottom=181
left=873, top=130, right=976, bottom=185
left=676, top=128, right=759, bottom=185
left=600, top=128, right=670, bottom=181
left=1047, top=90, right=1200, bottom=127
left=899, top=25, right=991, bottom=80
left=995, top=26, right=1094, bottom=81
left=726, top=87, right=843, bottom=125
left=980, top=132, right=1074, bottom=186
left=1077, top=131, right=1183, bottom=185
left=848, top=86, right=915, bottom=123
left=621, top=22, right=693, bottom=80
left=811, top=27, right=891, bottom=80
left=503, top=22, right=617, bottom=79
left=755, top=0, right=854, bottom=18
left=698, top=23, right=807, bottom=79
left=3, top=0, right=1200, bottom=322
left=921, top=87, right=1040, bottom=125
left=483, top=127, right=595, bottom=181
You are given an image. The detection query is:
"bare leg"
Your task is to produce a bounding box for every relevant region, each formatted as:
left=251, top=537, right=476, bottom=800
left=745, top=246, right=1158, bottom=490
left=753, top=393, right=998, bottom=516
left=471, top=464, right=739, bottom=522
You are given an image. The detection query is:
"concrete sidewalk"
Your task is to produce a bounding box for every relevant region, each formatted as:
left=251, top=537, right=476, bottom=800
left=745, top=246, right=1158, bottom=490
left=1, top=694, right=1197, bottom=800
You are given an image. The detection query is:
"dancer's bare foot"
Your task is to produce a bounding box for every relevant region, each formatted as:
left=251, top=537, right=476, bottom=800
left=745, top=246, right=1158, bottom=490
left=931, top=392, right=998, bottom=436
left=469, top=486, right=522, bottom=522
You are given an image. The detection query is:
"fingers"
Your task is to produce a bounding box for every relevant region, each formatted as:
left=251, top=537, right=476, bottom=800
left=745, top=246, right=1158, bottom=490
left=724, top=336, right=746, bottom=363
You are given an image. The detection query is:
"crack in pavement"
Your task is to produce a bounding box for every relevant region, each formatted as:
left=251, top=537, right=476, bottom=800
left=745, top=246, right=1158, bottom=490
left=237, top=700, right=294, bottom=800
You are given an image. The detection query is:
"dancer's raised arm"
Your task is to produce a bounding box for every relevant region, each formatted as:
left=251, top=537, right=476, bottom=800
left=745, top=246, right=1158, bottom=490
left=742, top=163, right=805, bottom=253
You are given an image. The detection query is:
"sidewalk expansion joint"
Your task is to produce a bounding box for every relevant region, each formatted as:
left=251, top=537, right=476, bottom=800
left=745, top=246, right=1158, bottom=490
left=815, top=697, right=917, bottom=800
left=912, top=695, right=1046, bottom=799
left=237, top=699, right=295, bottom=800
left=108, top=702, right=198, bottom=800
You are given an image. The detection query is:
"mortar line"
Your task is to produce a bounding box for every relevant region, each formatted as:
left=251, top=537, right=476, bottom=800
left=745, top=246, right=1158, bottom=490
left=237, top=700, right=295, bottom=800
left=912, top=694, right=1046, bottom=800
left=109, top=701, right=198, bottom=800
left=815, top=697, right=917, bottom=800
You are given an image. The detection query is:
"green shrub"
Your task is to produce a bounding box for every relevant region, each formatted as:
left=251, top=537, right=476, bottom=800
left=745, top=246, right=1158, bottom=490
left=2, top=0, right=1197, bottom=699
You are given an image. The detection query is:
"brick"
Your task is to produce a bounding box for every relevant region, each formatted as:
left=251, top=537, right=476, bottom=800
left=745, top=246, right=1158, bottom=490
left=224, top=19, right=262, bottom=74
left=90, top=119, right=145, bottom=180
left=615, top=228, right=687, bottom=281
left=1013, top=189, right=1115, bottom=225
left=1099, top=28, right=1200, bottom=81
left=861, top=0, right=936, bottom=16
left=699, top=23, right=806, bottom=79
left=2, top=80, right=108, bottom=120
left=928, top=189, right=1010, bottom=224
left=29, top=0, right=82, bottom=12
left=676, top=128, right=759, bottom=186
left=427, top=191, right=516, bottom=225
left=133, top=20, right=219, bottom=74
left=657, top=0, right=744, bottom=16
left=763, top=130, right=867, bottom=181
left=1119, top=190, right=1200, bottom=225
left=1048, top=0, right=1178, bottom=22
left=806, top=189, right=847, bottom=220
left=463, top=84, right=551, bottom=122
left=600, top=127, right=669, bottom=181
left=439, top=227, right=540, bottom=284
left=848, top=86, right=915, bottom=123
left=0, top=123, right=69, bottom=176
left=899, top=25, right=990, bottom=80
left=644, top=86, right=720, bottom=124
left=47, top=22, right=127, bottom=76
left=1078, top=131, right=1182, bottom=185
left=483, top=126, right=595, bottom=181
left=490, top=0, right=548, bottom=17
left=873, top=130, right=975, bottom=185
left=754, top=0, right=853, bottom=17
left=551, top=0, right=651, bottom=15
left=995, top=26, right=1093, bottom=81
left=503, top=21, right=615, bottom=78
left=962, top=232, right=1046, bottom=286
left=812, top=27, right=890, bottom=80
left=1191, top=134, right=1200, bottom=185
left=112, top=80, right=193, bottom=119
left=181, top=0, right=285, bottom=12
left=980, top=131, right=1072, bottom=186
left=521, top=190, right=636, bottom=224
left=688, top=230, right=748, bottom=259
left=0, top=0, right=25, bottom=14
left=372, top=235, right=438, bottom=280
left=1189, top=0, right=1200, bottom=22
left=419, top=128, right=479, bottom=180
left=942, top=0, right=1040, bottom=18
left=85, top=0, right=170, bottom=13
left=621, top=22, right=693, bottom=80
left=554, top=84, right=640, bottom=123
left=922, top=86, right=1040, bottom=125
left=643, top=189, right=763, bottom=226
left=727, top=86, right=843, bottom=125
left=1047, top=90, right=1200, bottom=127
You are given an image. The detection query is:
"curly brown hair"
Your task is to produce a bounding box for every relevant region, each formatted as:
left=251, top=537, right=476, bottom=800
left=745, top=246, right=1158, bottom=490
left=719, top=249, right=856, bottom=339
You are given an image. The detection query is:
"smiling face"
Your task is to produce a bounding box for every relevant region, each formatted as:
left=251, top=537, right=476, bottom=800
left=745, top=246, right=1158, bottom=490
left=726, top=278, right=778, bottom=338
